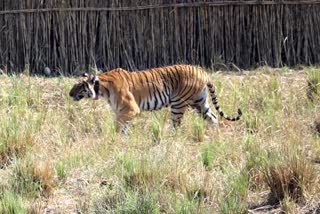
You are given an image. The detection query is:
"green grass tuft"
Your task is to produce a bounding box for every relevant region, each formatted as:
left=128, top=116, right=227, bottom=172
left=0, top=191, right=25, bottom=214
left=200, top=143, right=214, bottom=169
left=219, top=172, right=248, bottom=214
left=306, top=67, right=320, bottom=102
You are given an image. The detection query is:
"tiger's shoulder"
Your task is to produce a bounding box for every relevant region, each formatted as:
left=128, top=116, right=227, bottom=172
left=96, top=68, right=132, bottom=90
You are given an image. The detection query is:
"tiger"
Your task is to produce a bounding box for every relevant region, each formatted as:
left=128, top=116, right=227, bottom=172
left=69, top=64, right=242, bottom=133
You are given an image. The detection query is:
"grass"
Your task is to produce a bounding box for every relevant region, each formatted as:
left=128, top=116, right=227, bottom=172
left=11, top=158, right=56, bottom=198
left=264, top=156, right=315, bottom=204
left=0, top=190, right=26, bottom=214
left=219, top=172, right=248, bottom=214
left=306, top=67, right=320, bottom=102
left=192, top=117, right=205, bottom=142
left=0, top=67, right=319, bottom=213
left=200, top=143, right=214, bottom=169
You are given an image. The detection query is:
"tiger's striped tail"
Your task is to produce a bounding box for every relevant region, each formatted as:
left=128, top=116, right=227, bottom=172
left=207, top=81, right=242, bottom=121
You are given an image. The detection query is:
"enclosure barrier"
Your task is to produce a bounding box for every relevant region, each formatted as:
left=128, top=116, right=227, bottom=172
left=0, top=0, right=319, bottom=74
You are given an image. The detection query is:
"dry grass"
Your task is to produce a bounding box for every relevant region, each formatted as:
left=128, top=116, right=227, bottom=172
left=0, top=67, right=319, bottom=213
left=11, top=159, right=56, bottom=198
left=264, top=157, right=315, bottom=205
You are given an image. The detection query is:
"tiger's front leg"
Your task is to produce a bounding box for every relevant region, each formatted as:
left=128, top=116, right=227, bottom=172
left=115, top=119, right=129, bottom=134
left=115, top=110, right=139, bottom=134
left=115, top=93, right=140, bottom=134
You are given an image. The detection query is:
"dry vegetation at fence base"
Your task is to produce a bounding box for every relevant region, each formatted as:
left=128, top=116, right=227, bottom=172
left=0, top=67, right=319, bottom=213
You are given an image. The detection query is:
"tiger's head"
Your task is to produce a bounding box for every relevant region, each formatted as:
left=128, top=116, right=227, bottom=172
left=69, top=73, right=99, bottom=101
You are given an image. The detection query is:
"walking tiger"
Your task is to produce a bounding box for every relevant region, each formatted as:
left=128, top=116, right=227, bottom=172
left=69, top=64, right=242, bottom=133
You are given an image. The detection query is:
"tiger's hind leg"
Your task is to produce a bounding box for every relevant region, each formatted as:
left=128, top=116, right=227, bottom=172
left=201, top=101, right=218, bottom=128
left=191, top=89, right=218, bottom=128
left=170, top=106, right=188, bottom=128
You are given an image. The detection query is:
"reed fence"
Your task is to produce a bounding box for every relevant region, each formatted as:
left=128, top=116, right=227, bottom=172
left=0, top=0, right=320, bottom=74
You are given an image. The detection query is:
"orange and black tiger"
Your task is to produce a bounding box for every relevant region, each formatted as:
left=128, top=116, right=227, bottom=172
left=69, top=64, right=242, bottom=133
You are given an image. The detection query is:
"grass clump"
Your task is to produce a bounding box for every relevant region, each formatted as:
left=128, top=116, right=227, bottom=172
left=151, top=120, right=162, bottom=144
left=120, top=159, right=161, bottom=192
left=11, top=159, right=56, bottom=198
left=91, top=187, right=159, bottom=214
left=0, top=191, right=26, bottom=214
left=243, top=113, right=261, bottom=134
left=0, top=113, right=34, bottom=168
left=306, top=67, right=320, bottom=102
left=94, top=153, right=163, bottom=213
left=264, top=156, right=315, bottom=204
left=192, top=117, right=205, bottom=142
left=244, top=137, right=268, bottom=190
left=219, top=172, right=249, bottom=214
left=200, top=143, right=214, bottom=169
left=115, top=154, right=160, bottom=190
left=55, top=161, right=67, bottom=180
left=174, top=199, right=201, bottom=214
left=116, top=153, right=138, bottom=176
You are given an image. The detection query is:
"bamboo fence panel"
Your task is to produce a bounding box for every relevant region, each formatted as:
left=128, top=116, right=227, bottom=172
left=0, top=0, right=320, bottom=74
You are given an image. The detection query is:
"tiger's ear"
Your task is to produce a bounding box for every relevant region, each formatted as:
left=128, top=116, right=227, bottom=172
left=82, top=73, right=89, bottom=78
left=81, top=73, right=91, bottom=82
